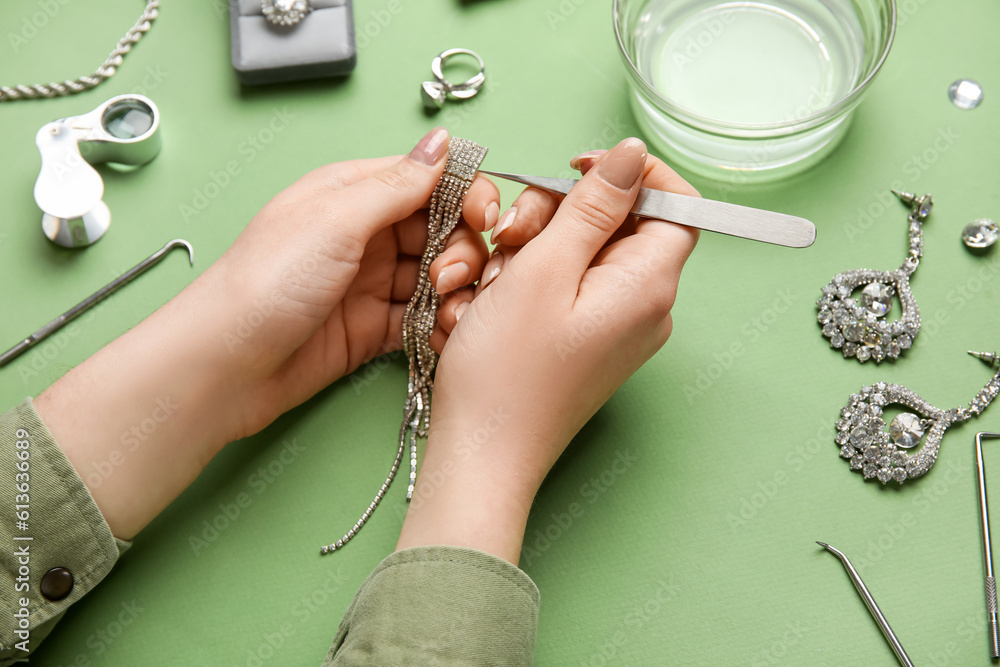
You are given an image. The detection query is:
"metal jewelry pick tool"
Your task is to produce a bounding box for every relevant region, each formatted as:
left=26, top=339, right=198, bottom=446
left=479, top=170, right=816, bottom=249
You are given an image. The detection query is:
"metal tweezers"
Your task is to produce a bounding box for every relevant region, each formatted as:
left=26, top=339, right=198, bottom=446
left=480, top=170, right=817, bottom=249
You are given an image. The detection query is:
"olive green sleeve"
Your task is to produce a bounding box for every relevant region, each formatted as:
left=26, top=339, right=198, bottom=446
left=0, top=398, right=131, bottom=666
left=323, top=545, right=540, bottom=666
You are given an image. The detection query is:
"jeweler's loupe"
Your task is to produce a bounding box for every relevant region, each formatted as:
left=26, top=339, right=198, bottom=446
left=33, top=94, right=161, bottom=248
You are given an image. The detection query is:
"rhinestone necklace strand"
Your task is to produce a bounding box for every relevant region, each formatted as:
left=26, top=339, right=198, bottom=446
left=321, top=138, right=488, bottom=554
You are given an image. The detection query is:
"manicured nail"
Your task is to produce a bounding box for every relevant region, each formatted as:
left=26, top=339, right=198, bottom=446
left=570, top=150, right=606, bottom=171
left=597, top=138, right=646, bottom=190
left=436, top=261, right=470, bottom=294
left=480, top=253, right=503, bottom=289
left=484, top=201, right=500, bottom=231
left=454, top=302, right=469, bottom=322
left=490, top=206, right=517, bottom=244
left=409, top=127, right=449, bottom=166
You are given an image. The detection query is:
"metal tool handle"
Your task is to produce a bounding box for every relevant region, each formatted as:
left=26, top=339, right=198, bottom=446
left=987, top=576, right=999, bottom=658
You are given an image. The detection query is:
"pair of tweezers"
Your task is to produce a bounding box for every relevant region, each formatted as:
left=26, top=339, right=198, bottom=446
left=480, top=170, right=817, bottom=249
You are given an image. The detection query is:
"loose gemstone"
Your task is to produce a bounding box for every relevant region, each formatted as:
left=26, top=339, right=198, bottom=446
left=857, top=347, right=871, bottom=362
left=860, top=283, right=894, bottom=316
left=949, top=78, right=984, bottom=110
left=890, top=413, right=924, bottom=449
left=962, top=219, right=999, bottom=249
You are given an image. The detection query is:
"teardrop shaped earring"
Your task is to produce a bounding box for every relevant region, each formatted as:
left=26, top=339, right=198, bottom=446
left=836, top=350, right=1000, bottom=485
left=817, top=189, right=932, bottom=363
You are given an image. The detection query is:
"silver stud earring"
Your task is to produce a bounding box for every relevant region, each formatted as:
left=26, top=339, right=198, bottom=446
left=817, top=189, right=932, bottom=363
left=836, top=351, right=1000, bottom=485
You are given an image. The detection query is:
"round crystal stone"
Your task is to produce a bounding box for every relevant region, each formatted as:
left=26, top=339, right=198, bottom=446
left=949, top=79, right=984, bottom=110
left=859, top=283, right=894, bottom=317
left=962, top=219, right=999, bottom=249
left=850, top=426, right=872, bottom=447
left=890, top=413, right=924, bottom=449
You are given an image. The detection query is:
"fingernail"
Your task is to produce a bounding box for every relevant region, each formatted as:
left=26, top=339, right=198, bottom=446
left=480, top=253, right=503, bottom=289
left=597, top=138, right=646, bottom=190
left=409, top=127, right=449, bottom=166
left=436, top=261, right=470, bottom=294
left=569, top=150, right=606, bottom=171
left=484, top=201, right=500, bottom=231
left=490, top=206, right=517, bottom=244
left=454, top=302, right=469, bottom=322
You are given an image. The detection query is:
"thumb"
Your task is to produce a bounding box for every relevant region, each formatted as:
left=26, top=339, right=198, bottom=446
left=335, top=127, right=451, bottom=241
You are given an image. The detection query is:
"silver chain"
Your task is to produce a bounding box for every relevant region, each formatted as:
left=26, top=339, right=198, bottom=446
left=0, top=0, right=159, bottom=102
left=321, top=138, right=489, bottom=555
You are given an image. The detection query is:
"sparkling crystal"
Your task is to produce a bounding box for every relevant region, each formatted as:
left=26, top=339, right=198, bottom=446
left=822, top=323, right=837, bottom=337
left=836, top=431, right=849, bottom=445
left=851, top=455, right=864, bottom=470
left=872, top=346, right=886, bottom=362
left=851, top=426, right=872, bottom=447
left=840, top=445, right=855, bottom=459
left=870, top=393, right=886, bottom=406
left=890, top=413, right=924, bottom=449
left=903, top=321, right=918, bottom=336
left=862, top=331, right=879, bottom=346
left=864, top=446, right=880, bottom=462
left=892, top=468, right=907, bottom=483
left=831, top=333, right=845, bottom=349
left=875, top=382, right=887, bottom=392
left=818, top=309, right=833, bottom=324
left=892, top=451, right=907, bottom=467
left=843, top=342, right=858, bottom=358
left=891, top=322, right=903, bottom=336
left=877, top=468, right=891, bottom=484
left=898, top=334, right=912, bottom=350
left=857, top=347, right=871, bottom=362
left=878, top=455, right=891, bottom=468
left=822, top=284, right=837, bottom=296
left=962, top=219, right=999, bottom=249
left=863, top=463, right=877, bottom=479
left=833, top=310, right=849, bottom=327
left=860, top=283, right=894, bottom=317
left=948, top=78, right=984, bottom=110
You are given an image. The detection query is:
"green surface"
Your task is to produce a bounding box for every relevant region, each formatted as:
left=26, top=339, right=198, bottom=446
left=2, top=0, right=1000, bottom=664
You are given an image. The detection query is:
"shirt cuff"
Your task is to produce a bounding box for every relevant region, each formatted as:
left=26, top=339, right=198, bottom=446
left=323, top=545, right=540, bottom=666
left=0, top=397, right=131, bottom=665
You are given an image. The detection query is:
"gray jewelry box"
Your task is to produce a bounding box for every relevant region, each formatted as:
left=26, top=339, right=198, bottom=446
left=230, top=0, right=356, bottom=85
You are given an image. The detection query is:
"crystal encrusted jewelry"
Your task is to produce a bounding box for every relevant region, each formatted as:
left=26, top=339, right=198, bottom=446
left=817, top=190, right=932, bottom=363
left=836, top=351, right=1000, bottom=485
left=320, top=137, right=488, bottom=554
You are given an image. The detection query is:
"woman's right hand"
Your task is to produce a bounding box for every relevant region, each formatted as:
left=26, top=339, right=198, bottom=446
left=397, top=138, right=700, bottom=563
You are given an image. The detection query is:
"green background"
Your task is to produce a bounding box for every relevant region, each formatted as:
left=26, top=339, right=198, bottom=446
left=2, top=0, right=1000, bottom=664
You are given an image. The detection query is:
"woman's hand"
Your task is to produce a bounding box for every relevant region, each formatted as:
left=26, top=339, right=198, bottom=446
left=397, top=139, right=700, bottom=563
left=36, top=128, right=498, bottom=539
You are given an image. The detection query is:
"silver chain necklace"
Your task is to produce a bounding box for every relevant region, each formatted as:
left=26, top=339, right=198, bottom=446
left=321, top=137, right=488, bottom=554
left=0, top=0, right=159, bottom=102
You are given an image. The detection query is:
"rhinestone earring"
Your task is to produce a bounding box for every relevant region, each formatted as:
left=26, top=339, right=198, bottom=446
left=836, top=350, right=1000, bottom=485
left=817, top=189, right=932, bottom=363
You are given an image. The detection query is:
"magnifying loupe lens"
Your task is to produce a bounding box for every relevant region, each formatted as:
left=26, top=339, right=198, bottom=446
left=102, top=99, right=155, bottom=139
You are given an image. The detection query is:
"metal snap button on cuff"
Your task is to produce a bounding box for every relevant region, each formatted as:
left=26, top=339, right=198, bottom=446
left=40, top=567, right=74, bottom=601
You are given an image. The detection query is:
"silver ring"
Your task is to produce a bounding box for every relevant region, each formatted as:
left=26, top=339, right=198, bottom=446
left=421, top=48, right=486, bottom=111
left=262, top=0, right=311, bottom=27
